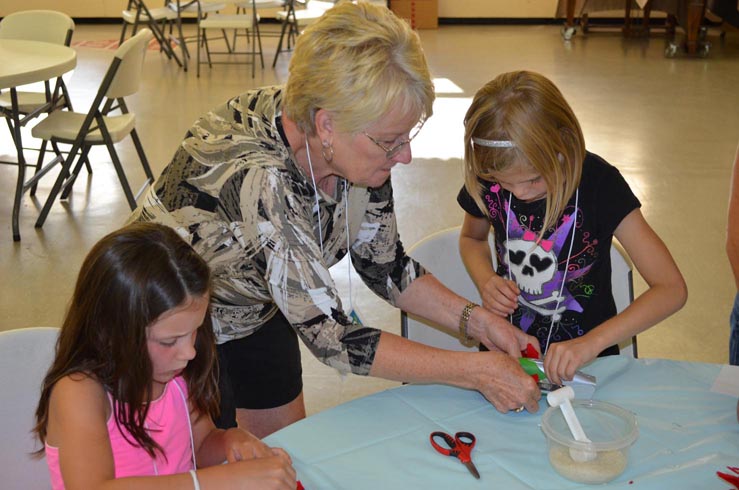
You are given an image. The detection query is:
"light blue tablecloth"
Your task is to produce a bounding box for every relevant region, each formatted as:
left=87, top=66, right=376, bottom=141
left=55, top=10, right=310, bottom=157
left=265, top=356, right=739, bottom=489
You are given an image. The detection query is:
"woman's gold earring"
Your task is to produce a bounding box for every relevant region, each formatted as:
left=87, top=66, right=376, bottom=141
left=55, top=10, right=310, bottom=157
left=322, top=141, right=334, bottom=163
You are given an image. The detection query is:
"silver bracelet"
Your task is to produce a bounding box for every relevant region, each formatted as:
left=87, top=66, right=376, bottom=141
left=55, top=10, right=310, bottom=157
left=189, top=469, right=201, bottom=490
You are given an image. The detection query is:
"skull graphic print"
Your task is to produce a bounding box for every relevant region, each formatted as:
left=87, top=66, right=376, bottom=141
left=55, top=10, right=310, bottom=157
left=504, top=203, right=590, bottom=330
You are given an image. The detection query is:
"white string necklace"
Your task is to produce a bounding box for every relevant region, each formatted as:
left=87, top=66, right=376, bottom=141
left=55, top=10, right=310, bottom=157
left=505, top=189, right=579, bottom=355
left=304, top=138, right=355, bottom=314
left=144, top=378, right=197, bottom=476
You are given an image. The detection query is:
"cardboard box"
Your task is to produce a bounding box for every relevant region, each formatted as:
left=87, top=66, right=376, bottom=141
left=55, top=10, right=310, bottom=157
left=390, top=0, right=438, bottom=29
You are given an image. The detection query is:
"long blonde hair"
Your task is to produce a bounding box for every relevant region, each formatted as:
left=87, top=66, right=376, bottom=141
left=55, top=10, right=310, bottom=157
left=283, top=1, right=434, bottom=135
left=463, top=71, right=585, bottom=233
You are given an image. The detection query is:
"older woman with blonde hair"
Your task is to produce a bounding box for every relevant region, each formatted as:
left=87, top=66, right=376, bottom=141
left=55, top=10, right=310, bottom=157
left=131, top=1, right=541, bottom=438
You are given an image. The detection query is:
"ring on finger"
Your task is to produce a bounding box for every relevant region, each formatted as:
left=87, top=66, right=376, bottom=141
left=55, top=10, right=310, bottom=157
left=514, top=406, right=525, bottom=413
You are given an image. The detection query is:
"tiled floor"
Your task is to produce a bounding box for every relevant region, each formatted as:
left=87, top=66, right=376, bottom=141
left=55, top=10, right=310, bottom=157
left=2, top=19, right=738, bottom=416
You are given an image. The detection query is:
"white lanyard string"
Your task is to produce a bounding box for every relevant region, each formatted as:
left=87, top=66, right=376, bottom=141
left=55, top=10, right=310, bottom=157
left=146, top=378, right=197, bottom=475
left=305, top=138, right=354, bottom=315
left=505, top=189, right=579, bottom=355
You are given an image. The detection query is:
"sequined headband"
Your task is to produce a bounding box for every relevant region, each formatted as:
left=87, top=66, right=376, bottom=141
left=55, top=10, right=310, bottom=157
left=471, top=138, right=516, bottom=148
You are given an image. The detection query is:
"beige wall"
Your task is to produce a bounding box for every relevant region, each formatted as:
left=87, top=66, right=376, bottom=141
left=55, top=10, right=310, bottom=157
left=1, top=0, right=126, bottom=17
left=439, top=0, right=559, bottom=18
left=0, top=0, right=634, bottom=19
left=1, top=0, right=563, bottom=19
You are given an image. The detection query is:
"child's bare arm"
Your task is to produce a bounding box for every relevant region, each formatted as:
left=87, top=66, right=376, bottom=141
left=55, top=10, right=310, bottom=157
left=544, top=208, right=687, bottom=384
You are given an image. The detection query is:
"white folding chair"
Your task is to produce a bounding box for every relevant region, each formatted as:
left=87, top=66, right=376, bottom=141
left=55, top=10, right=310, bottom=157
left=168, top=0, right=227, bottom=72
left=120, top=0, right=182, bottom=67
left=0, top=327, right=60, bottom=490
left=32, top=29, right=156, bottom=229
left=0, top=9, right=75, bottom=107
left=0, top=10, right=76, bottom=195
left=401, top=227, right=491, bottom=353
left=232, top=0, right=286, bottom=69
left=401, top=226, right=638, bottom=357
left=611, top=239, right=638, bottom=357
left=272, top=0, right=333, bottom=67
left=196, top=0, right=263, bottom=77
left=0, top=9, right=75, bottom=112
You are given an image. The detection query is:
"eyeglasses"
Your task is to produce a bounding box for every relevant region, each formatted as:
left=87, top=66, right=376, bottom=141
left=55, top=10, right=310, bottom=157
left=363, top=119, right=426, bottom=159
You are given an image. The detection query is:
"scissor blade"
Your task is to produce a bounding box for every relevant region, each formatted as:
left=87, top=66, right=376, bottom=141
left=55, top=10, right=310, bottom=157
left=464, top=461, right=481, bottom=479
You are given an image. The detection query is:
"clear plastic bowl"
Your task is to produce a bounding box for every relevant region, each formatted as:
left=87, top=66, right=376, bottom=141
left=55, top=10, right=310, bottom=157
left=541, top=399, right=638, bottom=484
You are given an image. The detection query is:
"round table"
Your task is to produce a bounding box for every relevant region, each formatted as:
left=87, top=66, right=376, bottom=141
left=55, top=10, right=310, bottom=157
left=0, top=39, right=76, bottom=90
left=0, top=39, right=77, bottom=241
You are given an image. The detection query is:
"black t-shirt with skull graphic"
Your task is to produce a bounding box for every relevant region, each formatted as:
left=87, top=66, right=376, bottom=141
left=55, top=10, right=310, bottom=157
left=457, top=152, right=641, bottom=354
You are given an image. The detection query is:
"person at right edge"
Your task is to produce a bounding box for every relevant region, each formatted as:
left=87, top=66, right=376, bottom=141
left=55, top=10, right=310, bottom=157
left=725, top=142, right=739, bottom=421
left=457, top=71, right=687, bottom=386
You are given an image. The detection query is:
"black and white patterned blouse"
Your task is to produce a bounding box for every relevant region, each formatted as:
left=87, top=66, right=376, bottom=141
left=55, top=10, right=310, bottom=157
left=130, top=86, right=426, bottom=375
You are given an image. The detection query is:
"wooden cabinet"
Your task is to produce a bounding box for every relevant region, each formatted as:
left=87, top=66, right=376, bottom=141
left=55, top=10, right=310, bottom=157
left=390, top=0, right=438, bottom=29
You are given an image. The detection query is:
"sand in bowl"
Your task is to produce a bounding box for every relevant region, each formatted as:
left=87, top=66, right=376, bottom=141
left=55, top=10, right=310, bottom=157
left=549, top=445, right=627, bottom=484
left=541, top=398, right=638, bottom=484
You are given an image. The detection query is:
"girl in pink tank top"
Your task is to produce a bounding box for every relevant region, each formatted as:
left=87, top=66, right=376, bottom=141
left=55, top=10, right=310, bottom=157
left=34, top=223, right=295, bottom=489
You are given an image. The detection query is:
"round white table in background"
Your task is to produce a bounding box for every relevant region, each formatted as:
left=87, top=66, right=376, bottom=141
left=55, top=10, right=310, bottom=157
left=0, top=39, right=77, bottom=241
left=0, top=39, right=76, bottom=90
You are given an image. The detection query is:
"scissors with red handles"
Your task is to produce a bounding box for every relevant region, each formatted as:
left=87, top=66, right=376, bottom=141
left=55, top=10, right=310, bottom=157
left=429, top=431, right=481, bottom=479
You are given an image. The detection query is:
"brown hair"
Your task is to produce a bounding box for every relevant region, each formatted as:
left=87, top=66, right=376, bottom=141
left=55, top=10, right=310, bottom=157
left=35, top=222, right=218, bottom=458
left=463, top=70, right=585, bottom=234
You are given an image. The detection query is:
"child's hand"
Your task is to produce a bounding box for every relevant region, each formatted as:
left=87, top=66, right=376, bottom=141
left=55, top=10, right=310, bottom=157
left=223, top=427, right=274, bottom=462
left=475, top=308, right=540, bottom=359
left=230, top=449, right=296, bottom=490
left=543, top=337, right=597, bottom=385
left=480, top=275, right=520, bottom=316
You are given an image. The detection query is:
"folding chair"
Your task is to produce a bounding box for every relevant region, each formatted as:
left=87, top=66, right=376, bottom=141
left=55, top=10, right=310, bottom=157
left=120, top=0, right=182, bottom=67
left=0, top=10, right=75, bottom=113
left=168, top=0, right=227, bottom=72
left=400, top=227, right=490, bottom=353
left=32, top=29, right=156, bottom=229
left=272, top=0, right=333, bottom=67
left=400, top=226, right=638, bottom=357
left=610, top=239, right=638, bottom=357
left=0, top=327, right=59, bottom=490
left=232, top=0, right=286, bottom=68
left=0, top=10, right=76, bottom=196
left=196, top=0, right=263, bottom=77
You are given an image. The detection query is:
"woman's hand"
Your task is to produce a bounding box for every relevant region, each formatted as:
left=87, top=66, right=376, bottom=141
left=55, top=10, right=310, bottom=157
left=369, top=333, right=542, bottom=415
left=542, top=337, right=598, bottom=385
left=223, top=427, right=274, bottom=462
left=470, top=351, right=541, bottom=413
left=480, top=275, right=520, bottom=317
left=471, top=307, right=541, bottom=359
